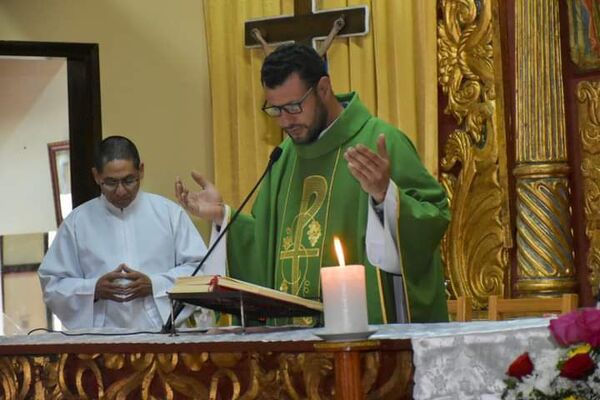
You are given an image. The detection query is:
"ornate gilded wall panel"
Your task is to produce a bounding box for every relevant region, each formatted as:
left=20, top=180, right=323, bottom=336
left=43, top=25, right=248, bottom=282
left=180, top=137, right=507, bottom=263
left=0, top=350, right=411, bottom=399
left=514, top=0, right=576, bottom=295
left=576, top=81, right=600, bottom=296
left=438, top=0, right=511, bottom=307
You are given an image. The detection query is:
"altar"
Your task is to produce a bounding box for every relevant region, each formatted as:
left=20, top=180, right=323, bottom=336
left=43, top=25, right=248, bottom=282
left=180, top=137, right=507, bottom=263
left=0, top=318, right=553, bottom=399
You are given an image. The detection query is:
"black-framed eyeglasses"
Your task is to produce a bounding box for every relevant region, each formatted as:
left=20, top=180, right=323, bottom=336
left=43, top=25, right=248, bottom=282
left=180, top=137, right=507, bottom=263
left=101, top=176, right=140, bottom=192
left=262, top=86, right=314, bottom=117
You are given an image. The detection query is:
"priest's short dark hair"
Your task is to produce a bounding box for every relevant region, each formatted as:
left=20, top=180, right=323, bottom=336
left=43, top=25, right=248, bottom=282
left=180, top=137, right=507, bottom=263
left=261, top=43, right=327, bottom=89
left=94, top=136, right=141, bottom=172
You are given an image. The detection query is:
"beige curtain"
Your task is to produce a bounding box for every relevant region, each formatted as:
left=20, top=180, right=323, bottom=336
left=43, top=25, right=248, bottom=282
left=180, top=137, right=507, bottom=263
left=203, top=0, right=438, bottom=205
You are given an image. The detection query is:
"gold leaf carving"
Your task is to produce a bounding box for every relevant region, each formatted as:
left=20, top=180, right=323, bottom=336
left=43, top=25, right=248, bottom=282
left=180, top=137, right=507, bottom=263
left=0, top=349, right=412, bottom=399
left=0, top=358, right=21, bottom=399
left=238, top=353, right=265, bottom=400
left=362, top=352, right=380, bottom=394
left=181, top=352, right=209, bottom=371
left=129, top=352, right=155, bottom=370
left=274, top=352, right=337, bottom=399
left=301, top=353, right=334, bottom=399
left=75, top=356, right=105, bottom=399
left=278, top=353, right=307, bottom=399
left=438, top=0, right=510, bottom=306
left=36, top=356, right=61, bottom=399
left=577, top=80, right=600, bottom=295
left=58, top=354, right=81, bottom=399
left=103, top=353, right=125, bottom=370
left=0, top=356, right=62, bottom=400
left=366, top=352, right=412, bottom=399
left=438, top=0, right=493, bottom=144
left=210, top=368, right=241, bottom=399
left=210, top=352, right=243, bottom=368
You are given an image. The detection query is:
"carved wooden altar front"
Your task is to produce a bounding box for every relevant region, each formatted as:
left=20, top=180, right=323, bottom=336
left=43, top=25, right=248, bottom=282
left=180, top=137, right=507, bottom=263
left=0, top=337, right=412, bottom=400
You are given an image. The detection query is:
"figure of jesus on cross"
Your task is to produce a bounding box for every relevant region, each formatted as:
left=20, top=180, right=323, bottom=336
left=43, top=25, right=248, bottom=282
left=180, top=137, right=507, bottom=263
left=252, top=15, right=346, bottom=58
left=244, top=0, right=369, bottom=59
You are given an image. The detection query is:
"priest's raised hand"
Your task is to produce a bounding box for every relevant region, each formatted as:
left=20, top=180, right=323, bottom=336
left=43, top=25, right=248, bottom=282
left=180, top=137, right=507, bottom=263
left=344, top=133, right=391, bottom=204
left=175, top=172, right=225, bottom=225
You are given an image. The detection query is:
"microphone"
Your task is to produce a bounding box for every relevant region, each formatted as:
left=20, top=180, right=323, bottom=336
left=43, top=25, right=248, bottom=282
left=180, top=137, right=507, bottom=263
left=162, top=146, right=283, bottom=333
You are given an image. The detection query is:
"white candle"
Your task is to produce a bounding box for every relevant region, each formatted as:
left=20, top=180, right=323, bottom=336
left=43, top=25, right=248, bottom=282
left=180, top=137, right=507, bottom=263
left=320, top=238, right=369, bottom=333
left=321, top=265, right=369, bottom=333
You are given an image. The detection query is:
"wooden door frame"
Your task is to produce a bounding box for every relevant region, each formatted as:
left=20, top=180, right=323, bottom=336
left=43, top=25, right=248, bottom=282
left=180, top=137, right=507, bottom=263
left=0, top=40, right=102, bottom=207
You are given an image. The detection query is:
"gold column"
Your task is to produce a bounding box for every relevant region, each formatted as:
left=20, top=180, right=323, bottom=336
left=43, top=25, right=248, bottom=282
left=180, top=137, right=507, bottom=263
left=514, top=0, right=576, bottom=295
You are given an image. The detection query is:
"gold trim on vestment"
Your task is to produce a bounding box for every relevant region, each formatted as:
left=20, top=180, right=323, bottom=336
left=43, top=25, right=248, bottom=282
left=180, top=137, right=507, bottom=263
left=279, top=176, right=326, bottom=295
left=277, top=152, right=298, bottom=286
left=375, top=269, right=388, bottom=324
left=393, top=185, right=411, bottom=323
left=276, top=148, right=342, bottom=325
left=317, top=147, right=343, bottom=296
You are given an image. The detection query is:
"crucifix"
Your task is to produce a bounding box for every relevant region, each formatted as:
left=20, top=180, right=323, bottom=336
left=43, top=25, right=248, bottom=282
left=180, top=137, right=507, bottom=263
left=244, top=0, right=369, bottom=56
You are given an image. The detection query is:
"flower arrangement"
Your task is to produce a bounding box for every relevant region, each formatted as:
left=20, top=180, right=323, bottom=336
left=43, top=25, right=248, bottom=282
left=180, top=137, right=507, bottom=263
left=502, top=308, right=600, bottom=399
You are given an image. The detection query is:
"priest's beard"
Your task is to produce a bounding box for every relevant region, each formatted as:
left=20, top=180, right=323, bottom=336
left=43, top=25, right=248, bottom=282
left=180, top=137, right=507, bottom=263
left=286, top=100, right=329, bottom=144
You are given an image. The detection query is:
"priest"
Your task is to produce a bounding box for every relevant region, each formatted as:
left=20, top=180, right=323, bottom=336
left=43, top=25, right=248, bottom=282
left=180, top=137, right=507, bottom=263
left=176, top=44, right=450, bottom=324
left=39, top=136, right=222, bottom=330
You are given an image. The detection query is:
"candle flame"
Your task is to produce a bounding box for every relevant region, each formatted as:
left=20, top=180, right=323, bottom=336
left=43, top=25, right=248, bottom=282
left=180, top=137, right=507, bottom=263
left=333, top=237, right=346, bottom=267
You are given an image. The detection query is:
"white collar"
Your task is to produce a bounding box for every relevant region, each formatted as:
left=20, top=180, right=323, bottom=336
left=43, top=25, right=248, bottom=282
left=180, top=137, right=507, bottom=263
left=100, top=191, right=143, bottom=216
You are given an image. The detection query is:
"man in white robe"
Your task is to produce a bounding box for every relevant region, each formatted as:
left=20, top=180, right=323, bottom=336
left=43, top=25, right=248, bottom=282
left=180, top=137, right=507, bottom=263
left=38, top=136, right=222, bottom=330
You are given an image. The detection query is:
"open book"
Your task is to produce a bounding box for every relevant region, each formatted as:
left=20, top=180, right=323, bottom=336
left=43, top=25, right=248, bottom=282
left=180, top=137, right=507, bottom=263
left=168, top=275, right=323, bottom=319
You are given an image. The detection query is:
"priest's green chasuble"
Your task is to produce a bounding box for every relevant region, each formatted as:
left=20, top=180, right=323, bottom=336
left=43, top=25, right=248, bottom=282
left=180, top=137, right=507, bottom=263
left=227, top=93, right=450, bottom=324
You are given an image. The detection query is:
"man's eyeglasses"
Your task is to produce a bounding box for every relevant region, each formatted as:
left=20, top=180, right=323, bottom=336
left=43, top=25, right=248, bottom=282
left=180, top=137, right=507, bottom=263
left=262, top=86, right=314, bottom=117
left=101, top=176, right=140, bottom=192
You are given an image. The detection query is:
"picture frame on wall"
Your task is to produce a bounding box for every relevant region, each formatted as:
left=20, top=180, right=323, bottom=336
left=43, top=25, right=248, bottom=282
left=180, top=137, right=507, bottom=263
left=47, top=141, right=71, bottom=227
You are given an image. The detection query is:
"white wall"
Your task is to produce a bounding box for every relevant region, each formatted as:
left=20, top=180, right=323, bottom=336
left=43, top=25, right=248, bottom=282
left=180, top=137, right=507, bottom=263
left=0, top=1, right=214, bottom=236
left=0, top=58, right=69, bottom=235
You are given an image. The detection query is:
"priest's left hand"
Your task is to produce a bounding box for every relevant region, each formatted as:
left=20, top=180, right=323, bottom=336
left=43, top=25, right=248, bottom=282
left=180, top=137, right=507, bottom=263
left=344, top=134, right=390, bottom=204
left=119, top=265, right=153, bottom=301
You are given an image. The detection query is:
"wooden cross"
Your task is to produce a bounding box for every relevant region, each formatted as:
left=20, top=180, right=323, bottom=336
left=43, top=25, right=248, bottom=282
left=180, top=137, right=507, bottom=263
left=244, top=0, right=369, bottom=50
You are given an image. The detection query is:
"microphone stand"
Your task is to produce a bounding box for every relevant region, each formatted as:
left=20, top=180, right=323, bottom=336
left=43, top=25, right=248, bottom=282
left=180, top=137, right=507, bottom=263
left=162, top=147, right=283, bottom=334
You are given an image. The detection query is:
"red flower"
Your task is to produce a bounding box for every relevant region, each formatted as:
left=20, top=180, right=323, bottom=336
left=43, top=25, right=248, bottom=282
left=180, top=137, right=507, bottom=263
left=550, top=311, right=583, bottom=346
left=507, top=352, right=534, bottom=379
left=559, top=353, right=596, bottom=380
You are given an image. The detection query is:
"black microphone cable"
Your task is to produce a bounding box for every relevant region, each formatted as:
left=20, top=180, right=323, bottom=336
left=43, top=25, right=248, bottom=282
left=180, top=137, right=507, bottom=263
left=162, top=146, right=283, bottom=333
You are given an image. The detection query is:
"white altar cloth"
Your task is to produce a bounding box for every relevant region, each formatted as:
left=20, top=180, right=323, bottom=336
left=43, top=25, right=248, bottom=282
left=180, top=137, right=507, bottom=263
left=411, top=318, right=554, bottom=400
left=0, top=318, right=554, bottom=399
